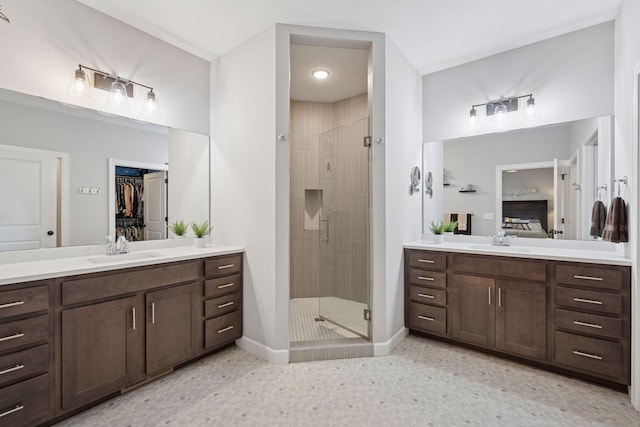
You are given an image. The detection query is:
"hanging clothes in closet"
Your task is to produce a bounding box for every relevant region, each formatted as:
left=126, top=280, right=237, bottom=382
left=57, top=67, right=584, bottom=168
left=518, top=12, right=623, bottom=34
left=115, top=175, right=145, bottom=241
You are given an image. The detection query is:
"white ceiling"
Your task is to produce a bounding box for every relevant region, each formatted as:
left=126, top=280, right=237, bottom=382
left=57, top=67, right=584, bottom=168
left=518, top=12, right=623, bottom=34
left=77, top=0, right=621, bottom=75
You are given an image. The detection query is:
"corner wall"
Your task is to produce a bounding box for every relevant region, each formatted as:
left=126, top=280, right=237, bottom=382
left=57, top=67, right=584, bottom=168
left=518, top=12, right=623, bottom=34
left=614, top=0, right=640, bottom=410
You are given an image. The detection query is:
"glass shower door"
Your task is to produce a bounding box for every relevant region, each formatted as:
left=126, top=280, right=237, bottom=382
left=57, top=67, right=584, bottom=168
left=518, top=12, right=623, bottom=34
left=318, top=117, right=370, bottom=338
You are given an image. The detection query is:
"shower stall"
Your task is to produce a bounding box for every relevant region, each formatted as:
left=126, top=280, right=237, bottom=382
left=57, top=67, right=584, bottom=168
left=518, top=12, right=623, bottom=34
left=289, top=105, right=371, bottom=351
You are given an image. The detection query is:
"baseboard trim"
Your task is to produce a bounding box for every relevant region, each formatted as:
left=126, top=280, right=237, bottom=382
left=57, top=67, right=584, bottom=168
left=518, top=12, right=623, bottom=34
left=236, top=336, right=289, bottom=364
left=373, top=327, right=409, bottom=356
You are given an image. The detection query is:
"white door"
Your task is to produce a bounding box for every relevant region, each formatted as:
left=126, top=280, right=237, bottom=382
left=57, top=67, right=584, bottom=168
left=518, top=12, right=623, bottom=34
left=0, top=146, right=57, bottom=250
left=143, top=171, right=167, bottom=240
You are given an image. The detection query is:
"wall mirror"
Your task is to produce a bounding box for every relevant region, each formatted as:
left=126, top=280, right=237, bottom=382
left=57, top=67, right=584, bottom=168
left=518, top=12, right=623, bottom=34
left=422, top=115, right=613, bottom=241
left=0, top=87, right=210, bottom=253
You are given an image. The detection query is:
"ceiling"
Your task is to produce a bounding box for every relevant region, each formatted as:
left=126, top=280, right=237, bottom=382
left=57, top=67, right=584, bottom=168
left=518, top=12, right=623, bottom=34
left=77, top=0, right=620, bottom=75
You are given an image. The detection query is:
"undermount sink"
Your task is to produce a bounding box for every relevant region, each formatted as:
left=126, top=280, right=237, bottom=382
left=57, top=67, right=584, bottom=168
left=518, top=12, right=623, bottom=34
left=86, top=252, right=164, bottom=264
left=469, top=244, right=530, bottom=253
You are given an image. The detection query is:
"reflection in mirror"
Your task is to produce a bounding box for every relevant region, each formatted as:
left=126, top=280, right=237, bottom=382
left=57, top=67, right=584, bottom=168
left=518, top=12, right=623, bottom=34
left=0, top=88, right=208, bottom=252
left=422, top=116, right=613, bottom=241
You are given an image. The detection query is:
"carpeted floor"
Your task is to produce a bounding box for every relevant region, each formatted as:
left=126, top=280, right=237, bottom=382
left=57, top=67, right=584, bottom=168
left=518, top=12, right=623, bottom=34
left=56, top=334, right=640, bottom=426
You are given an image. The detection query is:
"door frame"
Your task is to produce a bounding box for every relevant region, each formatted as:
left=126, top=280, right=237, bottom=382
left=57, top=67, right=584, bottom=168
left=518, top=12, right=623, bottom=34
left=108, top=158, right=168, bottom=239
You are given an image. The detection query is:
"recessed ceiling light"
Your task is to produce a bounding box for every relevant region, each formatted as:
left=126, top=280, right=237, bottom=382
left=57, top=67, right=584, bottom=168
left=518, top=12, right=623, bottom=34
left=312, top=69, right=330, bottom=80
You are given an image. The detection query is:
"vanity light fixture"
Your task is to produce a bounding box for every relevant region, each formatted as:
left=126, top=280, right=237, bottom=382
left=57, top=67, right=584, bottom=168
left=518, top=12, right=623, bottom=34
left=312, top=69, right=330, bottom=80
left=67, top=64, right=159, bottom=117
left=467, top=93, right=537, bottom=130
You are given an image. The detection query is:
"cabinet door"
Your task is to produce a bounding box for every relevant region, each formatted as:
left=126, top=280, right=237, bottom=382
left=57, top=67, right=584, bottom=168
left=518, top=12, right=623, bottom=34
left=495, top=280, right=547, bottom=360
left=146, top=282, right=200, bottom=375
left=450, top=274, right=495, bottom=347
left=61, top=296, right=138, bottom=410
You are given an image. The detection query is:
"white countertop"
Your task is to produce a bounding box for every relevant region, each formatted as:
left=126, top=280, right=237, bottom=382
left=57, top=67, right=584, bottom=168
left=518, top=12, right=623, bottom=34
left=404, top=239, right=631, bottom=266
left=0, top=243, right=244, bottom=286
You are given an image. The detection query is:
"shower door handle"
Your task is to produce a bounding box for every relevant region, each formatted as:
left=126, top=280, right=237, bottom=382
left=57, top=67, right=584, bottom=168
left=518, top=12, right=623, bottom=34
left=320, top=219, right=329, bottom=243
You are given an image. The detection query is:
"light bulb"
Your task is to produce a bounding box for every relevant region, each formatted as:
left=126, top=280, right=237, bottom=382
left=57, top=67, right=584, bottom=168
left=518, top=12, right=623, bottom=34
left=141, top=89, right=161, bottom=118
left=67, top=66, right=92, bottom=99
left=525, top=95, right=538, bottom=120
left=466, top=106, right=478, bottom=132
left=493, top=102, right=508, bottom=128
left=312, top=69, right=330, bottom=79
left=106, top=80, right=131, bottom=113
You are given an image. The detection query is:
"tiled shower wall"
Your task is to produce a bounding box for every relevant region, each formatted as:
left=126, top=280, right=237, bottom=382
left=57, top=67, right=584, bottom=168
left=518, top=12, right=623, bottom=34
left=290, top=93, right=368, bottom=299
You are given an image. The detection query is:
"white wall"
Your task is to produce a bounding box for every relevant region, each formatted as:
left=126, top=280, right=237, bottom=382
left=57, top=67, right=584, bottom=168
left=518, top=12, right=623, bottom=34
left=422, top=142, right=444, bottom=234
left=210, top=26, right=280, bottom=359
left=442, top=125, right=572, bottom=237
left=0, top=0, right=209, bottom=134
left=168, top=129, right=210, bottom=234
left=614, top=0, right=640, bottom=410
left=382, top=37, right=423, bottom=347
left=423, top=22, right=614, bottom=142
left=0, top=96, right=167, bottom=246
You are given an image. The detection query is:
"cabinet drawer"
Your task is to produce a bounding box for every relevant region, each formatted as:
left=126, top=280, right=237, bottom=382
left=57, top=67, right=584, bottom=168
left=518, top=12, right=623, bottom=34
left=205, top=254, right=242, bottom=278
left=554, top=331, right=622, bottom=380
left=555, top=286, right=622, bottom=315
left=0, top=344, right=48, bottom=388
left=0, top=373, right=49, bottom=427
left=0, top=315, right=48, bottom=354
left=407, top=250, right=446, bottom=271
left=408, top=302, right=446, bottom=335
left=555, top=308, right=622, bottom=340
left=452, top=254, right=546, bottom=282
left=205, top=310, right=242, bottom=349
left=408, top=269, right=446, bottom=289
left=205, top=292, right=241, bottom=318
left=408, top=286, right=446, bottom=306
left=0, top=286, right=48, bottom=321
left=204, top=274, right=241, bottom=298
left=62, top=261, right=200, bottom=306
left=555, top=265, right=623, bottom=291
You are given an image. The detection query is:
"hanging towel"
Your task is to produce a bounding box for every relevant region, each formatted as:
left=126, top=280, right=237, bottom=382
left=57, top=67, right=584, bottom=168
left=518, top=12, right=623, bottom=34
left=589, top=200, right=606, bottom=238
left=443, top=213, right=452, bottom=224
left=457, top=213, right=468, bottom=231
left=602, top=197, right=628, bottom=243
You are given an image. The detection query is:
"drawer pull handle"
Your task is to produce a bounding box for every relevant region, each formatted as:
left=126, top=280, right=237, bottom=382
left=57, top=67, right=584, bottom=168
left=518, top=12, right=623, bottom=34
left=218, top=264, right=235, bottom=270
left=418, top=276, right=435, bottom=281
left=0, top=364, right=24, bottom=376
left=218, top=325, right=234, bottom=334
left=218, top=283, right=235, bottom=289
left=573, top=320, right=603, bottom=329
left=573, top=275, right=603, bottom=281
left=418, top=315, right=435, bottom=322
left=132, top=307, right=136, bottom=331
left=418, top=259, right=435, bottom=264
left=0, top=333, right=24, bottom=343
left=217, top=301, right=235, bottom=309
left=572, top=297, right=603, bottom=305
left=0, top=404, right=24, bottom=419
left=0, top=301, right=24, bottom=309
left=572, top=350, right=603, bottom=360
left=151, top=302, right=156, bottom=324
left=417, top=293, right=435, bottom=299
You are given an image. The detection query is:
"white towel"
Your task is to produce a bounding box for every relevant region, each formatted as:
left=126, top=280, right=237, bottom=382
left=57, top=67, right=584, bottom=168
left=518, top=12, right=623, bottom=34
left=458, top=213, right=468, bottom=231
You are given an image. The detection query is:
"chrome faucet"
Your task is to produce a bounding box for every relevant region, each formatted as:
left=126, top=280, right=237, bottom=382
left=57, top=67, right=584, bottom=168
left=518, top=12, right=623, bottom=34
left=105, top=235, right=129, bottom=255
left=492, top=229, right=510, bottom=246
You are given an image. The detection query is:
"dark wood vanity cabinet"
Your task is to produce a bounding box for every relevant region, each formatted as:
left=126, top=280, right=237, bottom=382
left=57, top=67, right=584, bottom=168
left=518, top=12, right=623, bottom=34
left=1, top=251, right=243, bottom=426
left=449, top=257, right=547, bottom=361
left=0, top=282, right=52, bottom=427
left=552, top=262, right=630, bottom=384
left=405, top=248, right=630, bottom=386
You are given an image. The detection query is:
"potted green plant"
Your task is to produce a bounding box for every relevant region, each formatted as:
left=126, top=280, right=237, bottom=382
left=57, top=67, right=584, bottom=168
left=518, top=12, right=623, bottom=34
left=191, top=220, right=212, bottom=248
left=169, top=219, right=188, bottom=238
left=443, top=220, right=458, bottom=234
left=429, top=220, right=445, bottom=244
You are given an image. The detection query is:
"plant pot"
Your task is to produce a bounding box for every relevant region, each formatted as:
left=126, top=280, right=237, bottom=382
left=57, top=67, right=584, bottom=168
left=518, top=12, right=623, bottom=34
left=194, top=238, right=206, bottom=248
left=432, top=234, right=443, bottom=244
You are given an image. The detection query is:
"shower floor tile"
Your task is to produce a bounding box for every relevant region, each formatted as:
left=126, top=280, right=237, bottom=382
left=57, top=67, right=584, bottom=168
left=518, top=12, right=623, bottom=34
left=290, top=297, right=365, bottom=342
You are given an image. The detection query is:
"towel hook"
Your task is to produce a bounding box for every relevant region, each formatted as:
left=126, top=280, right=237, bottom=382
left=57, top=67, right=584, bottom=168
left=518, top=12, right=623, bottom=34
left=613, top=176, right=627, bottom=197
left=596, top=184, right=607, bottom=201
